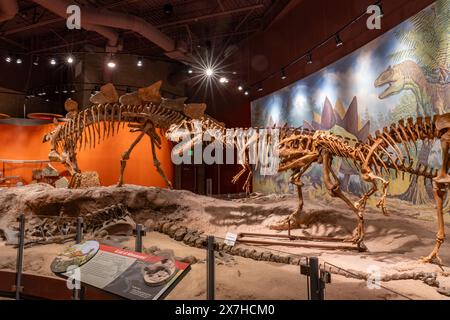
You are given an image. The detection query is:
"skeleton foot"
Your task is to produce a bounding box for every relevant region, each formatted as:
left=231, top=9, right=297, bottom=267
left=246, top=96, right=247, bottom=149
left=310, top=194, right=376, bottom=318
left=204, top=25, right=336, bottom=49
left=269, top=213, right=305, bottom=231
left=420, top=253, right=443, bottom=265
left=376, top=198, right=389, bottom=216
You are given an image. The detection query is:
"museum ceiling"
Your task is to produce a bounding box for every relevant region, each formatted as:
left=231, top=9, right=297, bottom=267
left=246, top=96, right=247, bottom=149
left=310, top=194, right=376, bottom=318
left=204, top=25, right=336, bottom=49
left=0, top=0, right=291, bottom=59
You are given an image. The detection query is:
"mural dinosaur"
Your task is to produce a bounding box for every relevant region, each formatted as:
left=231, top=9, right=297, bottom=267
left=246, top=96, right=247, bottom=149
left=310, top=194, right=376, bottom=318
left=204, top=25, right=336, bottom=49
left=375, top=60, right=449, bottom=116
left=43, top=81, right=221, bottom=188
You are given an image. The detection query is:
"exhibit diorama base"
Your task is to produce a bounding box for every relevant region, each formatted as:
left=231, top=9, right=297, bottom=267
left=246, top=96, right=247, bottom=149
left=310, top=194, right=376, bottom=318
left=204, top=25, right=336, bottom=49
left=0, top=184, right=449, bottom=300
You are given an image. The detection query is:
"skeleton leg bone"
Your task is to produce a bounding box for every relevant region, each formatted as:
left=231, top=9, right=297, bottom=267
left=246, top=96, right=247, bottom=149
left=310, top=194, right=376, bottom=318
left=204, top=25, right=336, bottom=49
left=117, top=123, right=150, bottom=187
left=269, top=159, right=314, bottom=230
left=420, top=181, right=446, bottom=264
left=322, top=152, right=365, bottom=246
left=149, top=132, right=173, bottom=189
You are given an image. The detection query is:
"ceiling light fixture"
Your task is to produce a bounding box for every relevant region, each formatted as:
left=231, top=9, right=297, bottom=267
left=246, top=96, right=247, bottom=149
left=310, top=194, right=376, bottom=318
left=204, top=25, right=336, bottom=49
left=5, top=55, right=12, bottom=63
left=219, top=77, right=229, bottom=84
left=33, top=56, right=40, bottom=66
left=306, top=52, right=313, bottom=64
left=205, top=67, right=214, bottom=77
left=137, top=57, right=143, bottom=67
left=257, top=83, right=263, bottom=92
left=281, top=69, right=287, bottom=80
left=67, top=56, right=75, bottom=64
left=238, top=85, right=243, bottom=91
left=16, top=56, right=22, bottom=64
left=50, top=58, right=57, bottom=65
left=335, top=33, right=343, bottom=47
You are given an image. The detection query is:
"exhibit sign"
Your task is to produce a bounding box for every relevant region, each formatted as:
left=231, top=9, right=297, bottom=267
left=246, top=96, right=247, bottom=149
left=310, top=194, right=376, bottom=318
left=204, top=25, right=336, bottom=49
left=52, top=242, right=190, bottom=300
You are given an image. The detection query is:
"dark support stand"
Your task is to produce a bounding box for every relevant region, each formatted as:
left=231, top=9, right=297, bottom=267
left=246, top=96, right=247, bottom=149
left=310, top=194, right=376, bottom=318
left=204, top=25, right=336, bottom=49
left=76, top=217, right=84, bottom=244
left=73, top=217, right=84, bottom=300
left=207, top=236, right=215, bottom=300
left=134, top=224, right=146, bottom=253
left=300, top=256, right=331, bottom=300
left=15, top=214, right=25, bottom=300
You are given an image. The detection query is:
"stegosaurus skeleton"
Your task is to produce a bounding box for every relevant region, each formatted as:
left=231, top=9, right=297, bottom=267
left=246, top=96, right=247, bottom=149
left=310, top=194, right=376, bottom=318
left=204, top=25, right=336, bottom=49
left=44, top=81, right=223, bottom=188
left=167, top=113, right=450, bottom=264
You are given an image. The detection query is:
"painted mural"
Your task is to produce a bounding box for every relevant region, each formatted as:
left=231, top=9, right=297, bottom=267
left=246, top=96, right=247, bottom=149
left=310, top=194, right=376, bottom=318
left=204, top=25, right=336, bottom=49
left=251, top=0, right=449, bottom=205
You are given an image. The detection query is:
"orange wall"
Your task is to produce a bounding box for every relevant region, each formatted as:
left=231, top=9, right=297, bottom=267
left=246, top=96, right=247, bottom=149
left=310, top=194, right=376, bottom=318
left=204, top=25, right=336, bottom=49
left=0, top=123, right=174, bottom=187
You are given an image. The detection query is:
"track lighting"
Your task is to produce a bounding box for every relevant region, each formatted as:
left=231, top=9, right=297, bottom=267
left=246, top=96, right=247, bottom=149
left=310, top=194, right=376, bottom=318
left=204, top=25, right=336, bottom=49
left=137, top=57, right=143, bottom=67
left=219, top=77, right=229, bottom=84
left=70, top=85, right=76, bottom=93
left=55, top=86, right=59, bottom=94
left=50, top=58, right=57, bottom=65
left=281, top=69, right=287, bottom=80
left=307, top=52, right=313, bottom=64
left=66, top=55, right=75, bottom=64
left=244, top=90, right=249, bottom=96
left=5, top=55, right=12, bottom=63
left=238, top=85, right=243, bottom=91
left=377, top=2, right=384, bottom=18
left=257, top=83, right=263, bottom=92
left=16, top=56, right=22, bottom=64
left=33, top=56, right=40, bottom=66
left=335, top=33, right=343, bottom=47
left=62, top=86, right=68, bottom=94
left=187, top=68, right=193, bottom=74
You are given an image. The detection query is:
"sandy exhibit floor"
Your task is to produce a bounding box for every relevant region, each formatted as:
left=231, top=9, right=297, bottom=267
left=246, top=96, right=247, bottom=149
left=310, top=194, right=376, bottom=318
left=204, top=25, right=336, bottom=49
left=0, top=184, right=450, bottom=299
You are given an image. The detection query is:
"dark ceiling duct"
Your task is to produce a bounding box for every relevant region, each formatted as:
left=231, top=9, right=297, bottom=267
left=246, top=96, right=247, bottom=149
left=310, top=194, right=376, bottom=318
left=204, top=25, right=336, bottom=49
left=0, top=0, right=18, bottom=23
left=32, top=0, right=192, bottom=63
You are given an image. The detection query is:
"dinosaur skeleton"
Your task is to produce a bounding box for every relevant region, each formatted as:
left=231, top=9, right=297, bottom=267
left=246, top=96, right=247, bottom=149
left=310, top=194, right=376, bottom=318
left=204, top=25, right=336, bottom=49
left=43, top=81, right=223, bottom=188
left=166, top=113, right=450, bottom=264
left=25, top=204, right=134, bottom=245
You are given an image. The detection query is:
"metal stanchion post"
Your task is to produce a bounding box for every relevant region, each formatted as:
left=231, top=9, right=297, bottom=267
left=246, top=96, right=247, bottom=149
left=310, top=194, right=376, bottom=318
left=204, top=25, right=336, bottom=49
left=73, top=217, right=84, bottom=300
left=309, top=257, right=321, bottom=300
left=15, top=214, right=25, bottom=300
left=76, top=217, right=84, bottom=244
left=207, top=236, right=215, bottom=300
left=134, top=224, right=146, bottom=253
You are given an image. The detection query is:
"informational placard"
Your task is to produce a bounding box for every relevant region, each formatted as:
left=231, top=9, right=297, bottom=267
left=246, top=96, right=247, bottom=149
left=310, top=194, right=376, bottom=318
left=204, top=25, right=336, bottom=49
left=53, top=244, right=190, bottom=300
left=224, top=232, right=237, bottom=246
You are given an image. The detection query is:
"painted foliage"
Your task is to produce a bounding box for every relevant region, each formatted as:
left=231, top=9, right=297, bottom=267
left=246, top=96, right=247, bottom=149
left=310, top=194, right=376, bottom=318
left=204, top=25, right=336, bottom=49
left=251, top=0, right=449, bottom=203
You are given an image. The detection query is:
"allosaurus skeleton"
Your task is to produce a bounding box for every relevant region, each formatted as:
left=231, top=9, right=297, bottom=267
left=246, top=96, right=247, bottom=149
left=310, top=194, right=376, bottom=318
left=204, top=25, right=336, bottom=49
left=43, top=81, right=223, bottom=188
left=166, top=113, right=450, bottom=264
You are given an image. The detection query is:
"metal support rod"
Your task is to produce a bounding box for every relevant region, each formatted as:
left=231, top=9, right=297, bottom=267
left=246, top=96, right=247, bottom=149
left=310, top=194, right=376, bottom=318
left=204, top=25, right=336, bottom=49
left=207, top=236, right=215, bottom=300
left=134, top=224, right=145, bottom=253
left=76, top=217, right=84, bottom=244
left=15, top=214, right=25, bottom=300
left=309, top=257, right=324, bottom=300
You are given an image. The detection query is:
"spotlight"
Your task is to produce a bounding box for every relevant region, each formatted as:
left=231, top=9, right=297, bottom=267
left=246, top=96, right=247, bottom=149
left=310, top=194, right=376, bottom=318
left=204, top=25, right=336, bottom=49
left=70, top=85, right=76, bottom=93
left=232, top=71, right=237, bottom=75
left=307, top=52, right=313, bottom=64
left=257, top=83, right=263, bottom=92
left=33, top=57, right=40, bottom=66
left=16, top=56, right=22, bottom=64
left=377, top=2, right=384, bottom=18
left=50, top=58, right=57, bottom=65
left=238, top=85, right=243, bottom=91
left=219, top=77, right=229, bottom=84
left=281, top=69, right=287, bottom=80
left=205, top=68, right=214, bottom=77
left=66, top=56, right=75, bottom=64
left=54, top=86, right=59, bottom=94
left=5, top=55, right=12, bottom=63
left=163, top=3, right=174, bottom=15
left=187, top=68, right=193, bottom=74
left=107, top=55, right=116, bottom=69
left=62, top=86, right=68, bottom=94
left=137, top=57, right=143, bottom=67
left=335, top=33, right=343, bottom=47
left=244, top=90, right=249, bottom=96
